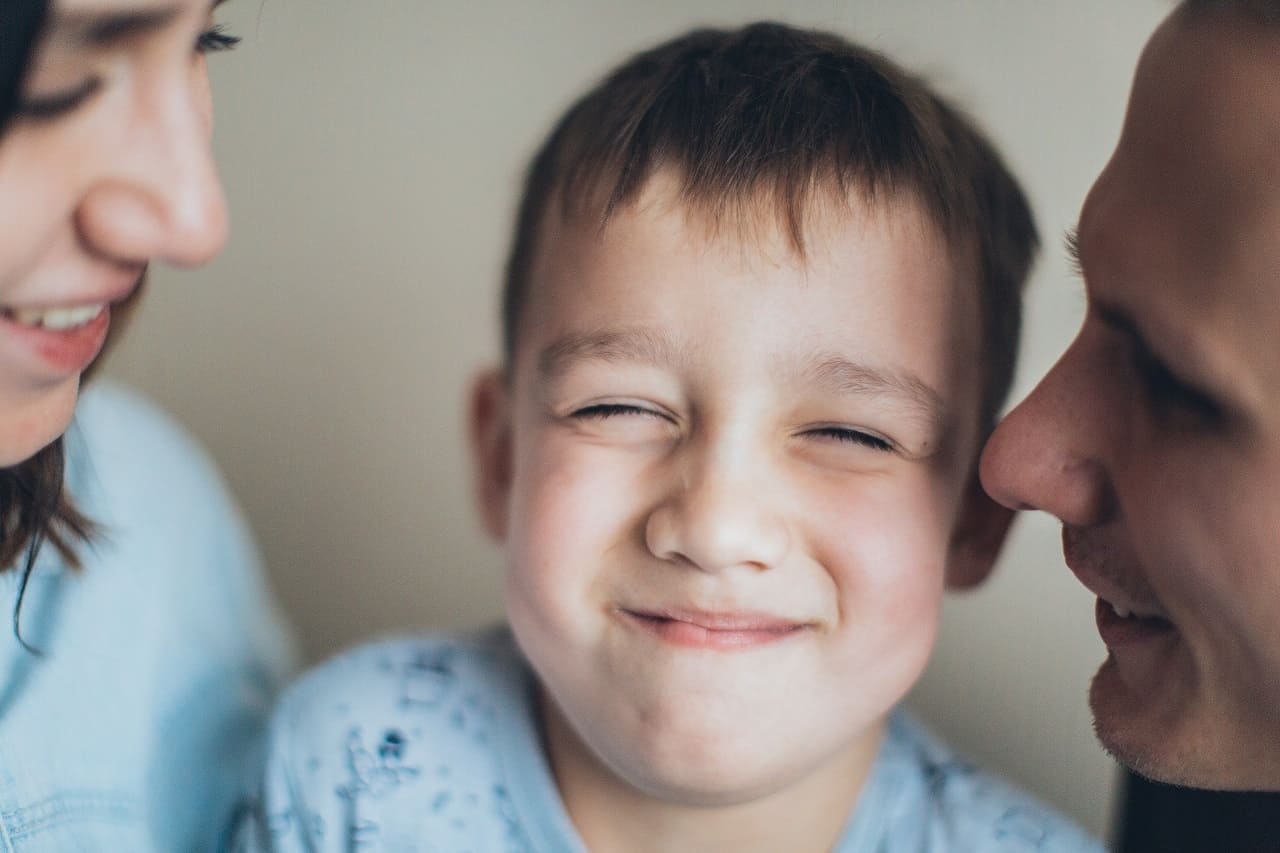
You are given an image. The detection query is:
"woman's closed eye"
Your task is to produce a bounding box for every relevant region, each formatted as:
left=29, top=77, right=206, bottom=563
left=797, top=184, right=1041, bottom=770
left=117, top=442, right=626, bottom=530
left=14, top=78, right=104, bottom=122
left=16, top=25, right=239, bottom=124
left=197, top=24, right=240, bottom=53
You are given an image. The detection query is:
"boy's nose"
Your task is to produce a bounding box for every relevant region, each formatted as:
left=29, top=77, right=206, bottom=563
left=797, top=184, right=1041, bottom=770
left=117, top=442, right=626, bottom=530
left=645, top=454, right=790, bottom=574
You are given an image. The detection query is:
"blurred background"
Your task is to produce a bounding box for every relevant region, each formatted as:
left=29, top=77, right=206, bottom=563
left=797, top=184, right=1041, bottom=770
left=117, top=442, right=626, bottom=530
left=107, top=0, right=1172, bottom=841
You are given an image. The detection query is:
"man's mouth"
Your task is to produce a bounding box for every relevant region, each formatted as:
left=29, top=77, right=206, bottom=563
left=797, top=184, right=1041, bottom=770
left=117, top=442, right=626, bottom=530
left=1095, top=597, right=1176, bottom=647
left=1062, top=526, right=1174, bottom=645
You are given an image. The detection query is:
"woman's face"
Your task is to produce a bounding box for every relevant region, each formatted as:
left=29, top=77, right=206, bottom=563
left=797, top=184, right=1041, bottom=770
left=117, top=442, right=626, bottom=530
left=0, top=0, right=232, bottom=464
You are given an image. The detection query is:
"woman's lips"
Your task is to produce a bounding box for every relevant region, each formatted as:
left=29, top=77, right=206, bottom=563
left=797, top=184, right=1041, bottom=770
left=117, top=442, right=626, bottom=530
left=619, top=607, right=808, bottom=650
left=0, top=304, right=111, bottom=374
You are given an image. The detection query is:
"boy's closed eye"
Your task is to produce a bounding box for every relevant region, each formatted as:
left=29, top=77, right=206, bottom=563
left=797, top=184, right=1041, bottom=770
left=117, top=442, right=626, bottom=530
left=571, top=402, right=672, bottom=422
left=802, top=424, right=895, bottom=453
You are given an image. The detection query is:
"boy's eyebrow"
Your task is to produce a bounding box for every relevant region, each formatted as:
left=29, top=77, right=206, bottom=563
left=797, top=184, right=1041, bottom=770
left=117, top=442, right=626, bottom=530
left=801, top=353, right=946, bottom=430
left=538, top=331, right=944, bottom=425
left=538, top=328, right=683, bottom=380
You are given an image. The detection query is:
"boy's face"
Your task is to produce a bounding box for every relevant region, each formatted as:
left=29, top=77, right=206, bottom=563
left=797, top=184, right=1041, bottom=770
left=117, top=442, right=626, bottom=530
left=981, top=10, right=1280, bottom=788
left=472, top=175, right=1008, bottom=809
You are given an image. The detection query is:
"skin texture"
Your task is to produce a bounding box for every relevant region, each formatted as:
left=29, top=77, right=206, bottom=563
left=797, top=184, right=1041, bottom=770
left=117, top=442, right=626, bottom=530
left=0, top=0, right=228, bottom=465
left=470, top=174, right=1012, bottom=851
left=981, top=6, right=1280, bottom=790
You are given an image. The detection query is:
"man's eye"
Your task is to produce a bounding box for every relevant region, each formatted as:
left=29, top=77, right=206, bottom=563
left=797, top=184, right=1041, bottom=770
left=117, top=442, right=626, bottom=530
left=806, top=426, right=894, bottom=452
left=197, top=24, right=240, bottom=54
left=1135, top=350, right=1223, bottom=423
left=14, top=78, right=104, bottom=122
left=571, top=403, right=662, bottom=420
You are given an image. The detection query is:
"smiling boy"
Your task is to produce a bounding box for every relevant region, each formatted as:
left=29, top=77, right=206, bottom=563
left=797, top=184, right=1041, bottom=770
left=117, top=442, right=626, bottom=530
left=243, top=23, right=1101, bottom=852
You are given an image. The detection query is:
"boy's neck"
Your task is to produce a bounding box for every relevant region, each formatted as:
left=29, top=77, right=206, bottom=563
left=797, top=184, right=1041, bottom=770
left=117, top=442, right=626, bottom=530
left=540, top=693, right=885, bottom=853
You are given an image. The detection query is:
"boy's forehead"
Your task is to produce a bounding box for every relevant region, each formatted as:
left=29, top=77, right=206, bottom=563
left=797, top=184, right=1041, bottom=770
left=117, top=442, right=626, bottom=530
left=530, top=169, right=963, bottom=294
left=516, top=169, right=984, bottom=420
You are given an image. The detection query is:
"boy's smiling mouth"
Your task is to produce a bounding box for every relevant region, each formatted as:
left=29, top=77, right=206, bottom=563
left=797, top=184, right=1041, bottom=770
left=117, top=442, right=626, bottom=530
left=616, top=606, right=811, bottom=650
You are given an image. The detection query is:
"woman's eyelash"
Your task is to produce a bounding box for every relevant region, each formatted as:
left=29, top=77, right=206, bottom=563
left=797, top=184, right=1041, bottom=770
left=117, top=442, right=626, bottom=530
left=15, top=78, right=104, bottom=121
left=807, top=426, right=893, bottom=452
left=198, top=24, right=241, bottom=53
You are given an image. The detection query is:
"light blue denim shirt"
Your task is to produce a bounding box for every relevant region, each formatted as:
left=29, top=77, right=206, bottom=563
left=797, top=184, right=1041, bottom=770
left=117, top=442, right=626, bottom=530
left=237, top=628, right=1104, bottom=852
left=0, top=383, right=294, bottom=852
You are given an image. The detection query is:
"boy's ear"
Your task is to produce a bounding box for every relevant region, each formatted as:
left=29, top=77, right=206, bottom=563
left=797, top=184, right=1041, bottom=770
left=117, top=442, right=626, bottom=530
left=467, top=367, right=514, bottom=541
left=945, top=467, right=1016, bottom=591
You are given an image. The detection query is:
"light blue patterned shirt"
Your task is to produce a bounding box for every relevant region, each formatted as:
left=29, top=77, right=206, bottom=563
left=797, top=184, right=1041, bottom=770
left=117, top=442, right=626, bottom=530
left=238, top=628, right=1103, bottom=852
left=0, top=384, right=294, bottom=852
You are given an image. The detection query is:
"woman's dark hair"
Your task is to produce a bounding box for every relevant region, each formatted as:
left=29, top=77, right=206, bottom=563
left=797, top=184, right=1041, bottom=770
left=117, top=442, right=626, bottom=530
left=1, top=0, right=48, bottom=133
left=0, top=0, right=129, bottom=651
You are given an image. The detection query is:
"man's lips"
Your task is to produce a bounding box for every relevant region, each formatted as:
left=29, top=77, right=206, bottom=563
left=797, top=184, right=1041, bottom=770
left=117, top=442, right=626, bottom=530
left=617, top=606, right=810, bottom=650
left=1062, top=538, right=1177, bottom=646
left=1062, top=528, right=1169, bottom=623
left=1066, top=560, right=1170, bottom=624
left=1095, top=597, right=1176, bottom=647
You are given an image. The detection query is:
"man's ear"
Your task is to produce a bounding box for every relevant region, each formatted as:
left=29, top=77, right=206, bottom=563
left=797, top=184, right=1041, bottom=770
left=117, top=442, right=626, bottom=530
left=467, top=367, right=514, bottom=541
left=945, top=467, right=1017, bottom=591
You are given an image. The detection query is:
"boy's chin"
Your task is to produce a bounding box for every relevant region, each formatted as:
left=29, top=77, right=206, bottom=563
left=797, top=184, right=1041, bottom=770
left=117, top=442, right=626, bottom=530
left=592, top=714, right=881, bottom=809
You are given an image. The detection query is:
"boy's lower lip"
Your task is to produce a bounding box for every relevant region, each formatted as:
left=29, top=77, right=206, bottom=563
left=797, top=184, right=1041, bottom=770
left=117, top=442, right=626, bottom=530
left=620, top=609, right=806, bottom=650
left=0, top=307, right=111, bottom=375
left=1095, top=597, right=1176, bottom=648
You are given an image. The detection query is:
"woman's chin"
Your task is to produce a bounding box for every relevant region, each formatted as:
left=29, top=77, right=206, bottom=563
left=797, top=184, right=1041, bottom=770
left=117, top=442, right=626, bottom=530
left=0, top=379, right=81, bottom=467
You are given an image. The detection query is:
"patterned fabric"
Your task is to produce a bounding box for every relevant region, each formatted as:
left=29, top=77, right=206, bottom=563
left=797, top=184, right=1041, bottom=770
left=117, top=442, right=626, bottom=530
left=0, top=384, right=295, bottom=852
left=237, top=628, right=1103, bottom=852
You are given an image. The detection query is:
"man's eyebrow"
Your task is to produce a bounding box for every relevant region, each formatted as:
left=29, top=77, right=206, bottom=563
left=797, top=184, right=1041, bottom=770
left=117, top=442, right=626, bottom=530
left=537, top=329, right=682, bottom=380
left=51, top=1, right=221, bottom=47
left=801, top=353, right=946, bottom=429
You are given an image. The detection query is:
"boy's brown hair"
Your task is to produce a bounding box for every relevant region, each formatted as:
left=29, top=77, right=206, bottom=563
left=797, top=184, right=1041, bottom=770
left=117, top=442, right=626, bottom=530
left=501, top=21, right=1039, bottom=436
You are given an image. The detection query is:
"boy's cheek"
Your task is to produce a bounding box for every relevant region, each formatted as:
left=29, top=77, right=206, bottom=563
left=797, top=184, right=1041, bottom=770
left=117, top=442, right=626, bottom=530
left=506, top=432, right=642, bottom=579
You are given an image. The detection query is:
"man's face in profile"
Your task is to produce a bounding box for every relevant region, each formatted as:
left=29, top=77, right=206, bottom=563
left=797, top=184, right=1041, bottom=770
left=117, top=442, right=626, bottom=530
left=981, top=5, right=1280, bottom=789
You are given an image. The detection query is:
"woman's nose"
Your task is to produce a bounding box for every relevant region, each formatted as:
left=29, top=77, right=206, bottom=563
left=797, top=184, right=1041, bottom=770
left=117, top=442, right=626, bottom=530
left=76, top=62, right=228, bottom=268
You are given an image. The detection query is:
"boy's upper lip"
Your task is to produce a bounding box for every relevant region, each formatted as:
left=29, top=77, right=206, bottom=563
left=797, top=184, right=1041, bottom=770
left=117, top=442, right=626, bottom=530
left=620, top=605, right=810, bottom=632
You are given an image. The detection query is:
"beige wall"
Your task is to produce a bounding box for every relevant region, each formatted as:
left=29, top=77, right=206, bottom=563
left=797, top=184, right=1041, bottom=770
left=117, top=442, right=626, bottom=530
left=107, top=0, right=1171, bottom=840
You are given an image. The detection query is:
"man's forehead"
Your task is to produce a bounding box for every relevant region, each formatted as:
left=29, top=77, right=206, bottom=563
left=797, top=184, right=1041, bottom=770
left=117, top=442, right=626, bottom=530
left=1076, top=9, right=1280, bottom=407
left=1131, top=8, right=1280, bottom=181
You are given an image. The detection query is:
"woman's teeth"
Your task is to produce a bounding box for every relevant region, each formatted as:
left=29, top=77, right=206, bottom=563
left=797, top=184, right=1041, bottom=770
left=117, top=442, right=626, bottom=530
left=6, top=304, right=105, bottom=331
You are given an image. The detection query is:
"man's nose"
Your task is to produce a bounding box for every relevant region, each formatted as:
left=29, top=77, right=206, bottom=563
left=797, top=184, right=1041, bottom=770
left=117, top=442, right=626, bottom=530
left=75, top=64, right=228, bottom=269
left=980, top=340, right=1118, bottom=527
left=645, top=445, right=791, bottom=574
